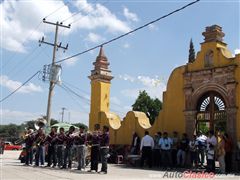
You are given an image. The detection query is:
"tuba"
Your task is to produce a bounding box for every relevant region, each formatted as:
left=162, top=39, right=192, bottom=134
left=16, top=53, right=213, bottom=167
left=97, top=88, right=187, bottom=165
left=14, top=118, right=47, bottom=144
left=34, top=118, right=47, bottom=130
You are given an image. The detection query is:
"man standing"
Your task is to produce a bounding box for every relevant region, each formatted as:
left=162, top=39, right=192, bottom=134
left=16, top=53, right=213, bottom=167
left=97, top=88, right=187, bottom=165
left=152, top=132, right=161, bottom=167
left=140, top=131, right=154, bottom=168
left=56, top=127, right=66, bottom=168
left=206, top=130, right=217, bottom=173
left=88, top=124, right=100, bottom=172
left=99, top=126, right=110, bottom=174
left=159, top=132, right=172, bottom=168
left=196, top=131, right=207, bottom=168
left=62, top=126, right=75, bottom=169
left=177, top=133, right=189, bottom=167
left=45, top=127, right=57, bottom=167
left=74, top=127, right=86, bottom=171
left=34, top=128, right=46, bottom=166
left=25, top=129, right=34, bottom=166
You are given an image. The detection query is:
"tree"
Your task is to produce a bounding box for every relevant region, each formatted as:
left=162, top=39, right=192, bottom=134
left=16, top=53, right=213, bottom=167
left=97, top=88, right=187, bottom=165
left=132, top=90, right=162, bottom=125
left=188, top=38, right=195, bottom=63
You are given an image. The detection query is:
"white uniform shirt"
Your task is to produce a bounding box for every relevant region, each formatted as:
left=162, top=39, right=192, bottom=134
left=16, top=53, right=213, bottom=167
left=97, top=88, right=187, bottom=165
left=140, top=135, right=154, bottom=150
left=159, top=137, right=173, bottom=150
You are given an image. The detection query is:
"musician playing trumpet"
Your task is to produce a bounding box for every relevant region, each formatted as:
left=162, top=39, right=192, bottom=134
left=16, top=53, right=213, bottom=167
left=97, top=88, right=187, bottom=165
left=88, top=124, right=101, bottom=172
left=25, top=128, right=35, bottom=166
left=34, top=128, right=46, bottom=167
left=62, top=126, right=75, bottom=169
left=45, top=127, right=57, bottom=167
left=74, top=127, right=87, bottom=171
left=56, top=127, right=66, bottom=168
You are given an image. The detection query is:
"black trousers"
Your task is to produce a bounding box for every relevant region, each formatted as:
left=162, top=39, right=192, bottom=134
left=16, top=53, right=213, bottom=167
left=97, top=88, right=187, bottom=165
left=152, top=149, right=160, bottom=167
left=25, top=146, right=33, bottom=165
left=47, top=145, right=56, bottom=166
left=141, top=146, right=152, bottom=168
left=91, top=145, right=100, bottom=171
left=225, top=152, right=232, bottom=173
left=100, top=147, right=109, bottom=172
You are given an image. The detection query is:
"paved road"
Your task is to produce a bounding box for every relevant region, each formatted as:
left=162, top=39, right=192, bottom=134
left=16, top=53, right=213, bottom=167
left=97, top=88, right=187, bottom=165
left=0, top=151, right=239, bottom=180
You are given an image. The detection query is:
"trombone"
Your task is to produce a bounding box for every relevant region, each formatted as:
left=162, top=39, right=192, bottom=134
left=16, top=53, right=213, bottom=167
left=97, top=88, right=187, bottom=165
left=14, top=118, right=47, bottom=144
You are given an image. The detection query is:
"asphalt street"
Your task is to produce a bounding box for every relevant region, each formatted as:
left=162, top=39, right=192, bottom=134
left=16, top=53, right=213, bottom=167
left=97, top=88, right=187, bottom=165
left=0, top=151, right=239, bottom=180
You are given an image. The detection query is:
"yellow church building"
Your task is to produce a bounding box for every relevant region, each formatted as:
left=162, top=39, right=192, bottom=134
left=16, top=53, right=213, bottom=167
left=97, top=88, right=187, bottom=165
left=88, top=25, right=240, bottom=157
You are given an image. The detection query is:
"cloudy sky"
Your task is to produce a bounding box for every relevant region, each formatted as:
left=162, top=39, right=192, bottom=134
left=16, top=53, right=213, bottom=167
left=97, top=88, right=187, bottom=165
left=1, top=0, right=239, bottom=126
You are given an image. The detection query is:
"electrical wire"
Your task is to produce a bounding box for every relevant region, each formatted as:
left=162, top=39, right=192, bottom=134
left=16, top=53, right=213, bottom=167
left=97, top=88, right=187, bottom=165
left=0, top=71, right=40, bottom=103
left=61, top=82, right=125, bottom=115
left=44, top=1, right=70, bottom=19
left=61, top=0, right=99, bottom=23
left=55, top=0, right=200, bottom=64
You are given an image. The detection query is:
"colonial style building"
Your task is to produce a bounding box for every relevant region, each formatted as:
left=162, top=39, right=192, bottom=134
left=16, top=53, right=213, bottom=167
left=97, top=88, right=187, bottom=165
left=88, top=25, right=240, bottom=168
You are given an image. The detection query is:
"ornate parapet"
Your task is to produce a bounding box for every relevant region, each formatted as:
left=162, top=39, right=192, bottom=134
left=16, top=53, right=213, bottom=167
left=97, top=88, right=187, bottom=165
left=98, top=111, right=151, bottom=145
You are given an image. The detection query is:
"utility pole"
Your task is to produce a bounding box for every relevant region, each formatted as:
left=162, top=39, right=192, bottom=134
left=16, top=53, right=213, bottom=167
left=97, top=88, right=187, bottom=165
left=39, top=19, right=70, bottom=127
left=61, top=107, right=66, bottom=123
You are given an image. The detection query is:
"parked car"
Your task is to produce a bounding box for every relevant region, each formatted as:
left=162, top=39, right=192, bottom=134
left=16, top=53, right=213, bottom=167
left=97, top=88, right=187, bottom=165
left=4, top=141, right=22, bottom=150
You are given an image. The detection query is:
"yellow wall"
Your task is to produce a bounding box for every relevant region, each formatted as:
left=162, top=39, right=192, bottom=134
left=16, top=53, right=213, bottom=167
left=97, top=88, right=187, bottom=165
left=89, top=80, right=111, bottom=131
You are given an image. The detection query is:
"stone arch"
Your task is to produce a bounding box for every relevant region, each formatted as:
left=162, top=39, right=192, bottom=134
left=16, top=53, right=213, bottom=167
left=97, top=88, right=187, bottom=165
left=191, top=83, right=229, bottom=110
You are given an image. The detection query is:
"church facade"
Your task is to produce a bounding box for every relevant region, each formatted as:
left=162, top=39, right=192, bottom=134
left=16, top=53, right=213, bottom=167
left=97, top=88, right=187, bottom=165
left=88, top=25, right=240, bottom=163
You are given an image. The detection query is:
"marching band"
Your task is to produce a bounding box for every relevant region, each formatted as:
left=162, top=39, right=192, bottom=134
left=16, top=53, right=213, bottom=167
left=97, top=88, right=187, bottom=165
left=23, top=123, right=110, bottom=174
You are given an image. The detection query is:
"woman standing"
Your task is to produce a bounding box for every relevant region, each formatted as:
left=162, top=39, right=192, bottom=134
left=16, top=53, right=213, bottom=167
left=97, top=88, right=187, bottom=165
left=217, top=133, right=226, bottom=174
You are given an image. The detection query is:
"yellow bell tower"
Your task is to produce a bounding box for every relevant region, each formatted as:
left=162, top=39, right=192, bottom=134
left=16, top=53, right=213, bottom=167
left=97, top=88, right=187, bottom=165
left=88, top=46, right=113, bottom=131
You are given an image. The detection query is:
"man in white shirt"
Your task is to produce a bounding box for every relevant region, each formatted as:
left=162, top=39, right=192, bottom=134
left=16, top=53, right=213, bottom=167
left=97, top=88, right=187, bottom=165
left=159, top=132, right=173, bottom=168
left=206, top=130, right=217, bottom=172
left=140, top=131, right=154, bottom=168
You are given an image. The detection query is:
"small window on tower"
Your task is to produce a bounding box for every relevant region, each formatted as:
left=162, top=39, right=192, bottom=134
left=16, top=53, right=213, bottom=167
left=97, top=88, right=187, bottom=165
left=204, top=50, right=214, bottom=68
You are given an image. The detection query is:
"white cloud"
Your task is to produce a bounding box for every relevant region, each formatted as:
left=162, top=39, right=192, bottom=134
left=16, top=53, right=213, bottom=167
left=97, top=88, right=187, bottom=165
left=123, top=43, right=130, bottom=49
left=0, top=0, right=72, bottom=52
left=123, top=7, right=139, bottom=22
left=0, top=109, right=40, bottom=124
left=85, top=32, right=105, bottom=43
left=119, top=74, right=135, bottom=82
left=0, top=75, right=43, bottom=93
left=1, top=0, right=132, bottom=52
left=119, top=74, right=166, bottom=100
left=235, top=49, right=240, bottom=55
left=148, top=24, right=158, bottom=31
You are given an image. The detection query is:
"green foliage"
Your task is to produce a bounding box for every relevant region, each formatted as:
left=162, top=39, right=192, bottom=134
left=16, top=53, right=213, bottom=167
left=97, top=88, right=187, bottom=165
left=188, top=38, right=195, bottom=63
left=132, top=90, right=162, bottom=125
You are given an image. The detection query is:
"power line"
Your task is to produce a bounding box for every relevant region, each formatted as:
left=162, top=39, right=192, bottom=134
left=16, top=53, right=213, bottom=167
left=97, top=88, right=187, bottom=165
left=44, top=1, right=70, bottom=19
left=0, top=71, right=40, bottom=103
left=61, top=0, right=99, bottom=23
left=55, top=0, right=200, bottom=64
left=67, top=0, right=110, bottom=25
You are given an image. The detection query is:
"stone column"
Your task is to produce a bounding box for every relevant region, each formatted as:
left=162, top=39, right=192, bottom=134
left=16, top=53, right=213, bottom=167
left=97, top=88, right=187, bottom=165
left=184, top=110, right=197, bottom=136
left=226, top=107, right=238, bottom=171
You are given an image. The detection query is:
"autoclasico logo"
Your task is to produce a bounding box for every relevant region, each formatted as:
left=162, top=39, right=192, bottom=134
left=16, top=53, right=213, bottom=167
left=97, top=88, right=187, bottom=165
left=161, top=171, right=215, bottom=178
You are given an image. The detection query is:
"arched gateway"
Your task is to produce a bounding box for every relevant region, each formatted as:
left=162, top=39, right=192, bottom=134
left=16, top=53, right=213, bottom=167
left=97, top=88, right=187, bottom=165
left=196, top=91, right=227, bottom=134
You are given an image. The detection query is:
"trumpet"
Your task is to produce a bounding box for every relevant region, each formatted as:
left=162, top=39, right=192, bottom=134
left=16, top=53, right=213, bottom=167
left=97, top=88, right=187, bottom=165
left=14, top=118, right=47, bottom=144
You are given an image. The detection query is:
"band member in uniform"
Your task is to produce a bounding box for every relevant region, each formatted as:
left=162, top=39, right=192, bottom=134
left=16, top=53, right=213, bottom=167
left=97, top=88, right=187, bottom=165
left=34, top=128, right=46, bottom=166
left=45, top=127, right=57, bottom=167
left=25, top=129, right=34, bottom=166
left=99, top=125, right=110, bottom=174
left=74, top=127, right=86, bottom=171
left=62, top=126, right=75, bottom=169
left=56, top=127, right=66, bottom=168
left=88, top=124, right=100, bottom=172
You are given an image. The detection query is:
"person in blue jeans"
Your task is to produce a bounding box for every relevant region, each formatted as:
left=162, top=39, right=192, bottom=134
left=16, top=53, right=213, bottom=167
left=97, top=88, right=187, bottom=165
left=34, top=128, right=46, bottom=166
